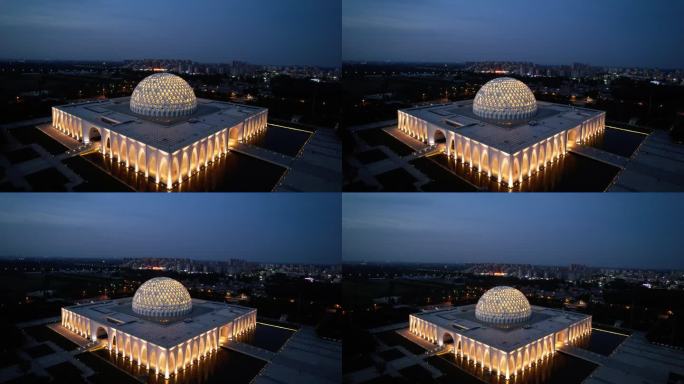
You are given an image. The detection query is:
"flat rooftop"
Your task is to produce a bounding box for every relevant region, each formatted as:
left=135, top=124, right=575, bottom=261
left=414, top=304, right=589, bottom=352
left=65, top=298, right=254, bottom=348
left=56, top=97, right=266, bottom=153
left=402, top=100, right=604, bottom=153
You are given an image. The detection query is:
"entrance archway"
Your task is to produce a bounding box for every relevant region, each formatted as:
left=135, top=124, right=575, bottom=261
left=433, top=130, right=446, bottom=144
left=88, top=127, right=101, bottom=142
left=442, top=333, right=455, bottom=353
left=96, top=327, right=108, bottom=346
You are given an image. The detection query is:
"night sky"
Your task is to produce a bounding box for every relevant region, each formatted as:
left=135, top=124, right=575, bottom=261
left=343, top=194, right=683, bottom=269
left=0, top=0, right=340, bottom=66
left=0, top=194, right=340, bottom=264
left=343, top=0, right=684, bottom=68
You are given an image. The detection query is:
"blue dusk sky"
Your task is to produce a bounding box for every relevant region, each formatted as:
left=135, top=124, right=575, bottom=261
left=0, top=0, right=340, bottom=66
left=342, top=194, right=684, bottom=269
left=0, top=194, right=340, bottom=264
left=343, top=0, right=684, bottom=68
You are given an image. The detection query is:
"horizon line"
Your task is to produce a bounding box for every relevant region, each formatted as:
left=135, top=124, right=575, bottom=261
left=342, top=260, right=684, bottom=271
left=341, top=59, right=684, bottom=71
left=0, top=57, right=341, bottom=68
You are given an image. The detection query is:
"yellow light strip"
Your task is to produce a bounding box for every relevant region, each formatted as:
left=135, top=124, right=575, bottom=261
left=256, top=321, right=298, bottom=332
left=592, top=328, right=630, bottom=337
left=267, top=123, right=313, bottom=134
left=605, top=126, right=649, bottom=136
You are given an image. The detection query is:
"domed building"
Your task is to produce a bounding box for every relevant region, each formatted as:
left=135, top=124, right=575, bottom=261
left=398, top=76, right=605, bottom=188
left=51, top=72, right=268, bottom=189
left=132, top=277, right=193, bottom=318
left=409, top=285, right=592, bottom=380
left=473, top=77, right=537, bottom=122
left=61, top=277, right=256, bottom=379
left=129, top=73, right=198, bottom=118
left=475, top=286, right=531, bottom=325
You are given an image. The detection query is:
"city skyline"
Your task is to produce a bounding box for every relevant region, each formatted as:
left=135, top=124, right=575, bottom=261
left=342, top=194, right=684, bottom=269
left=343, top=0, right=684, bottom=68
left=0, top=194, right=341, bottom=263
left=0, top=0, right=340, bottom=66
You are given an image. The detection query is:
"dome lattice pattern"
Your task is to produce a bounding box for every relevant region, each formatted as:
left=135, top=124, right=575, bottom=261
left=132, top=277, right=192, bottom=318
left=473, top=77, right=537, bottom=122
left=475, top=286, right=532, bottom=325
left=130, top=73, right=197, bottom=117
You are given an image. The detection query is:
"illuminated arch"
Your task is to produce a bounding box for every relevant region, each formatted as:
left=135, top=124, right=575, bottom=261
left=481, top=150, right=489, bottom=175
left=500, top=158, right=510, bottom=186
left=148, top=153, right=157, bottom=179
left=229, top=127, right=240, bottom=147
left=138, top=148, right=146, bottom=175
left=199, top=143, right=207, bottom=167
left=456, top=140, right=464, bottom=162
left=172, top=157, right=180, bottom=185
left=120, top=140, right=128, bottom=165
left=191, top=147, right=199, bottom=172
left=181, top=151, right=190, bottom=180
left=464, top=142, right=472, bottom=165
left=207, top=140, right=214, bottom=163
left=158, top=157, right=169, bottom=186
left=490, top=155, right=499, bottom=179
left=128, top=143, right=137, bottom=171
left=513, top=158, right=520, bottom=183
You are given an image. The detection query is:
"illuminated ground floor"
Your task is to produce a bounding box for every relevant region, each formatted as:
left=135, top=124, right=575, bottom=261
left=409, top=306, right=592, bottom=380
left=398, top=106, right=606, bottom=188
left=61, top=300, right=257, bottom=379
left=52, top=101, right=267, bottom=190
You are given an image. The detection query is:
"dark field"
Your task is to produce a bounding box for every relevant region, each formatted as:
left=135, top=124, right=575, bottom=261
left=24, top=326, right=79, bottom=351
left=357, top=129, right=414, bottom=156
left=375, top=168, right=418, bottom=191
left=9, top=126, right=67, bottom=155
left=4, top=147, right=40, bottom=164
left=24, top=167, right=69, bottom=191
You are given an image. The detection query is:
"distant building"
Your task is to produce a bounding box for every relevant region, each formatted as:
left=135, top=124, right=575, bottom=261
left=398, top=77, right=605, bottom=187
